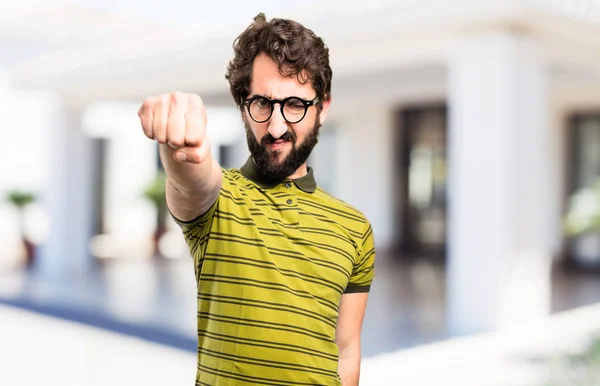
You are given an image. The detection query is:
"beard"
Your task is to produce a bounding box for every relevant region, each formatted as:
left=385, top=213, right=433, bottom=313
left=244, top=115, right=321, bottom=183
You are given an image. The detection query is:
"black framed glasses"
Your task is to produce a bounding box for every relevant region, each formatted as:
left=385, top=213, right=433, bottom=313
left=244, top=95, right=320, bottom=124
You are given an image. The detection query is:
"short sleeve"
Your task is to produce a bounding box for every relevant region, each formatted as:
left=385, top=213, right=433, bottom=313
left=170, top=196, right=218, bottom=261
left=168, top=172, right=228, bottom=277
left=344, top=222, right=376, bottom=293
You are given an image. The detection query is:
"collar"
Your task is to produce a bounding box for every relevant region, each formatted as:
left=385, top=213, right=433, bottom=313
left=240, top=157, right=317, bottom=193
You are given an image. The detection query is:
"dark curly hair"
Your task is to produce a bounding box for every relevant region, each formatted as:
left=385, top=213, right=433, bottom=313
left=225, top=13, right=332, bottom=111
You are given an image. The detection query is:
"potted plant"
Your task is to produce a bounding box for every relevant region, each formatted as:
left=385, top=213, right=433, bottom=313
left=564, top=177, right=600, bottom=269
left=6, top=190, right=36, bottom=269
left=542, top=333, right=600, bottom=386
left=142, top=172, right=168, bottom=257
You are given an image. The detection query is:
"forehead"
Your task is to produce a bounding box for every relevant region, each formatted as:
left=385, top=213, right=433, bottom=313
left=250, top=53, right=315, bottom=99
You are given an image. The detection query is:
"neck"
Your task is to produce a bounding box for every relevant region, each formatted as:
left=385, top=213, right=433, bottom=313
left=287, top=163, right=308, bottom=180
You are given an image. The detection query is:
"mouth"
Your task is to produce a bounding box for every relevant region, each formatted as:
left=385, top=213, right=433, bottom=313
left=266, top=139, right=291, bottom=150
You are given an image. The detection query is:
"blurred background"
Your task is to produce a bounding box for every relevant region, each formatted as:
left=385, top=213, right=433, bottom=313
left=2, top=0, right=600, bottom=385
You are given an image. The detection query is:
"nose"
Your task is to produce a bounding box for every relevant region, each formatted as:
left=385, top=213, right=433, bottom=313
left=267, top=104, right=288, bottom=139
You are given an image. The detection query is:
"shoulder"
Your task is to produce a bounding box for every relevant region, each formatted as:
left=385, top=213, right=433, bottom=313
left=221, top=167, right=243, bottom=184
left=220, top=167, right=253, bottom=190
left=314, top=188, right=367, bottom=218
left=218, top=167, right=266, bottom=200
left=310, top=188, right=371, bottom=231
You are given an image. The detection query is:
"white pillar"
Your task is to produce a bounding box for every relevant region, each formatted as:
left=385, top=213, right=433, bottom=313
left=38, top=109, right=99, bottom=279
left=334, top=106, right=395, bottom=250
left=0, top=69, right=20, bottom=266
left=104, top=132, right=158, bottom=242
left=447, top=32, right=552, bottom=335
left=308, top=124, right=339, bottom=195
left=83, top=101, right=159, bottom=252
left=205, top=106, right=246, bottom=168
left=0, top=70, right=61, bottom=270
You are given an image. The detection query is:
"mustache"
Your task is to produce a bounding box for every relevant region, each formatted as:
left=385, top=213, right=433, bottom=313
left=261, top=131, right=295, bottom=145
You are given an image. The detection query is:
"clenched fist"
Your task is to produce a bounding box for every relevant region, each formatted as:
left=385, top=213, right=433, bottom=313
left=138, top=92, right=211, bottom=164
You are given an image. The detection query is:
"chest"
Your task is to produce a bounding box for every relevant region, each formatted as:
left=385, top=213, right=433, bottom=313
left=208, top=187, right=357, bottom=293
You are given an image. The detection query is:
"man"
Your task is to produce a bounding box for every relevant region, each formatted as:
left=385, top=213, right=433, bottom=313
left=138, top=13, right=375, bottom=386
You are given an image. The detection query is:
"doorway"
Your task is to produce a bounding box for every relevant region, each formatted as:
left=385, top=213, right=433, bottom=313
left=395, top=106, right=448, bottom=259
left=566, top=114, right=600, bottom=269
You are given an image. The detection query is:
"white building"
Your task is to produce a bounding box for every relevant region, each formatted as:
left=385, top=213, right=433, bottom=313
left=2, top=0, right=600, bottom=336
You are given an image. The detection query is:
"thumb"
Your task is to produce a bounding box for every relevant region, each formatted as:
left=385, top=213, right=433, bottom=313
left=173, top=137, right=211, bottom=164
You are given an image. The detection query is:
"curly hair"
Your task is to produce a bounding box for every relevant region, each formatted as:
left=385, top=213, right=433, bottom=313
left=225, top=13, right=332, bottom=111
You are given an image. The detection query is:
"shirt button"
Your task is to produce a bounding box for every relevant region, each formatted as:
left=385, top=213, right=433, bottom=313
left=286, top=199, right=293, bottom=205
left=285, top=182, right=292, bottom=188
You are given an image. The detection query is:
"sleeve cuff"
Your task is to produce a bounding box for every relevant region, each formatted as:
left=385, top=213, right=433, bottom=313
left=168, top=206, right=204, bottom=226
left=167, top=197, right=218, bottom=227
left=343, top=285, right=371, bottom=294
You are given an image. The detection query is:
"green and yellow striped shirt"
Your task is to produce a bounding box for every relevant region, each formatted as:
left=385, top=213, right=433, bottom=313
left=172, top=158, right=376, bottom=386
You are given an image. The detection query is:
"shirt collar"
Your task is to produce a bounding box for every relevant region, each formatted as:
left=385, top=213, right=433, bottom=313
left=240, top=157, right=317, bottom=193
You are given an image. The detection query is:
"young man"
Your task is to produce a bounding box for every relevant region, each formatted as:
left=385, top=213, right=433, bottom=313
left=138, top=13, right=375, bottom=386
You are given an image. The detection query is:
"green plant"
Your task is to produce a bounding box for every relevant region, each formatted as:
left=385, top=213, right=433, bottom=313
left=564, top=178, right=600, bottom=237
left=542, top=334, right=600, bottom=386
left=142, top=172, right=167, bottom=210
left=6, top=190, right=35, bottom=209
left=142, top=172, right=168, bottom=257
left=5, top=189, right=37, bottom=268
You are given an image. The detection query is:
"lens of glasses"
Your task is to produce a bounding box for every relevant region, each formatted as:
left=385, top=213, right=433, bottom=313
left=248, top=97, right=272, bottom=122
left=248, top=97, right=307, bottom=123
left=282, top=98, right=307, bottom=123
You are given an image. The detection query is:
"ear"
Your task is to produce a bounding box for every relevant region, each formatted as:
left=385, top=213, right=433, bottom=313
left=318, top=95, right=332, bottom=125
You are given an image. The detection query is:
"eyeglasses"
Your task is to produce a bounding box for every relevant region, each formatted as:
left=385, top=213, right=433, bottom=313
left=244, top=95, right=320, bottom=124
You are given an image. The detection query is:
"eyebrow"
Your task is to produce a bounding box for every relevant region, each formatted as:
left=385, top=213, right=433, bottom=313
left=248, top=93, right=270, bottom=99
left=248, top=94, right=311, bottom=100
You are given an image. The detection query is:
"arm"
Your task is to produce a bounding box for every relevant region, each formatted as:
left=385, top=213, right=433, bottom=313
left=138, top=92, right=222, bottom=221
left=336, top=292, right=369, bottom=386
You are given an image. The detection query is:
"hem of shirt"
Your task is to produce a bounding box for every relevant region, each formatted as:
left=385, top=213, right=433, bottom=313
left=343, top=285, right=370, bottom=294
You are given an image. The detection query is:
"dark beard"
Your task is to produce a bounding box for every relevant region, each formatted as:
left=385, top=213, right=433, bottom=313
left=244, top=115, right=321, bottom=183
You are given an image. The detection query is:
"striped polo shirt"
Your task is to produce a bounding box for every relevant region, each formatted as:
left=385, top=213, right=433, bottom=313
left=172, top=157, right=376, bottom=386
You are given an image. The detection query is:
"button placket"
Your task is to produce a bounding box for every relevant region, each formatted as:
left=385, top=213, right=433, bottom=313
left=284, top=182, right=294, bottom=205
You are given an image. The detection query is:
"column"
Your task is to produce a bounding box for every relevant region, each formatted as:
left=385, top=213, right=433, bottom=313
left=333, top=106, right=395, bottom=250
left=0, top=71, right=64, bottom=271
left=205, top=105, right=247, bottom=168
left=447, top=32, right=552, bottom=335
left=83, top=101, right=159, bottom=253
left=37, top=108, right=100, bottom=279
left=104, top=131, right=158, bottom=245
left=0, top=69, right=20, bottom=267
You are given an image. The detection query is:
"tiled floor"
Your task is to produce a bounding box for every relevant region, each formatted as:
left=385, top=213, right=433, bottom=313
left=1, top=253, right=599, bottom=358
left=5, top=300, right=599, bottom=386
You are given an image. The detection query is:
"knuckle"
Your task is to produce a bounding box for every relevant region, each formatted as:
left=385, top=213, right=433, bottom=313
left=171, top=91, right=186, bottom=104
left=142, top=97, right=154, bottom=111
left=167, top=136, right=183, bottom=147
left=185, top=133, right=202, bottom=146
left=191, top=93, right=202, bottom=103
left=154, top=128, right=166, bottom=139
left=188, top=94, right=204, bottom=109
left=160, top=94, right=170, bottom=106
